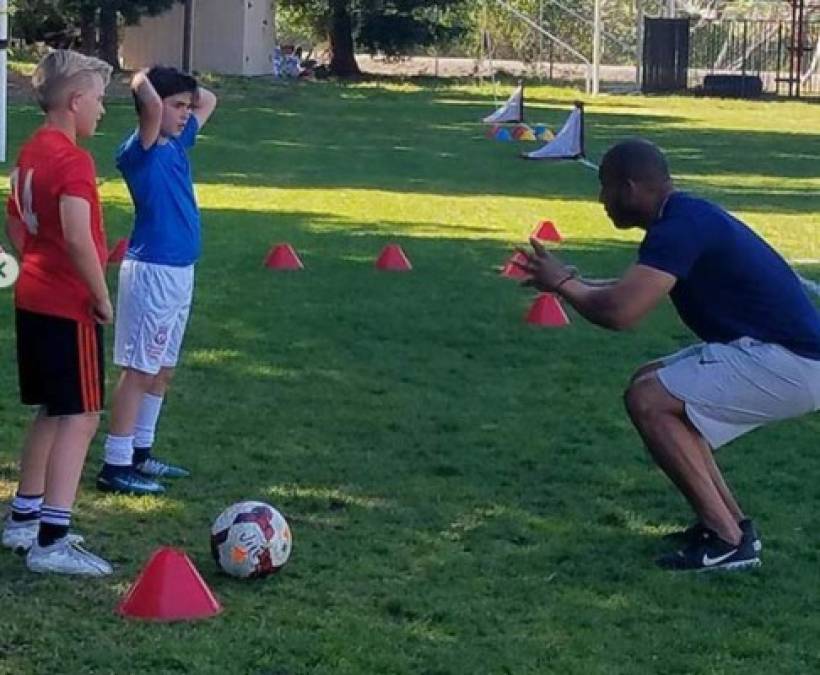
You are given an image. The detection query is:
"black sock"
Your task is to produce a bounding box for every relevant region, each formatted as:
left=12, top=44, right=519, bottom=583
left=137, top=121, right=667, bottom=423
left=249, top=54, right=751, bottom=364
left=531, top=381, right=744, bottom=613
left=133, top=447, right=152, bottom=465
left=37, top=522, right=69, bottom=547
left=38, top=505, right=71, bottom=547
left=101, top=463, right=131, bottom=476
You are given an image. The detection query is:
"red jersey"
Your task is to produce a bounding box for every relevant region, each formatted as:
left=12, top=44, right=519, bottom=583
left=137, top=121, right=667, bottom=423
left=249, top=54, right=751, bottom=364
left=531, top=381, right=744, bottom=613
left=7, top=127, right=108, bottom=324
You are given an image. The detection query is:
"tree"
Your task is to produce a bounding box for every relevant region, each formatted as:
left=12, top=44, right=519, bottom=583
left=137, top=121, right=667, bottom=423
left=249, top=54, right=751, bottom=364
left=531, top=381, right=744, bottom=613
left=10, top=0, right=181, bottom=68
left=9, top=0, right=79, bottom=46
left=278, top=0, right=468, bottom=77
left=329, top=0, right=359, bottom=76
left=82, top=0, right=181, bottom=68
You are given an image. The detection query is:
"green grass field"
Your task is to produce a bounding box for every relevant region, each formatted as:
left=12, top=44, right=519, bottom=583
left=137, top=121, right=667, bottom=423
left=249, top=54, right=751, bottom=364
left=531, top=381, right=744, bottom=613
left=1, top=77, right=819, bottom=675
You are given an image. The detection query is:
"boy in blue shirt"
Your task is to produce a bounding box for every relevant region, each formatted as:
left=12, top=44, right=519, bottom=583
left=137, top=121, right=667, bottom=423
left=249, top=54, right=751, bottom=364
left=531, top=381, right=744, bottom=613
left=516, top=139, right=820, bottom=572
left=96, top=67, right=217, bottom=495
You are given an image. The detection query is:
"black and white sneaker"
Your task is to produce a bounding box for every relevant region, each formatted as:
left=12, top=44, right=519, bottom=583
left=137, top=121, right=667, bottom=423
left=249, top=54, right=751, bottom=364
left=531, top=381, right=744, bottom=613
left=663, top=518, right=762, bottom=553
left=656, top=528, right=761, bottom=572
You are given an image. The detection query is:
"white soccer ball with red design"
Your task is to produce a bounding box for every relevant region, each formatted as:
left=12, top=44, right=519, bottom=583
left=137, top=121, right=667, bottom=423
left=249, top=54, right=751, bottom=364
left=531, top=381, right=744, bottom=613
left=210, top=501, right=292, bottom=578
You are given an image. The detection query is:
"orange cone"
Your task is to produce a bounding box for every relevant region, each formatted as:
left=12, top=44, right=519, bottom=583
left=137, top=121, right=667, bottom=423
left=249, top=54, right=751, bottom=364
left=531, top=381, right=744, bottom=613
left=532, top=220, right=562, bottom=242
left=107, top=238, right=129, bottom=264
left=375, top=244, right=412, bottom=271
left=265, top=244, right=304, bottom=270
left=500, top=251, right=530, bottom=280
left=117, top=547, right=222, bottom=622
left=525, top=293, right=570, bottom=327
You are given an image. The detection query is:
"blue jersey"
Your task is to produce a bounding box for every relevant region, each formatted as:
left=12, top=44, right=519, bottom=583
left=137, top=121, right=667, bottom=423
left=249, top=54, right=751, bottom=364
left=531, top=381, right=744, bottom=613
left=639, top=192, right=820, bottom=360
left=116, top=117, right=200, bottom=267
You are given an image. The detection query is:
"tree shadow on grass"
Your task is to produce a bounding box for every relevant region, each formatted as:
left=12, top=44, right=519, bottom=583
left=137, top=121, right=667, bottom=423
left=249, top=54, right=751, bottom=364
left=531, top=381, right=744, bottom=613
left=4, top=87, right=819, bottom=217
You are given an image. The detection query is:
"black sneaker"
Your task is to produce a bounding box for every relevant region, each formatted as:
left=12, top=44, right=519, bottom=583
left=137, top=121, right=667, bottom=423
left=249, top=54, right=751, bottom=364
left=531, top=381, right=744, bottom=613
left=662, top=521, right=707, bottom=546
left=663, top=518, right=762, bottom=553
left=656, top=528, right=761, bottom=572
left=96, top=466, right=165, bottom=496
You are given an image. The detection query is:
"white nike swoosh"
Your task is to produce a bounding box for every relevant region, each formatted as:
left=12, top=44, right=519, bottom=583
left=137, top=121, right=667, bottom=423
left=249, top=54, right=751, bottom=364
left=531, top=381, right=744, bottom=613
left=702, top=549, right=738, bottom=566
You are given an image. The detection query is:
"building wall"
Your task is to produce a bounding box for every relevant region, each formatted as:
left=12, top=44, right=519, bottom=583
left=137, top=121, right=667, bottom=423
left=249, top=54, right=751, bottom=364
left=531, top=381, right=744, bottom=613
left=243, top=0, right=276, bottom=75
left=121, top=5, right=185, bottom=70
left=192, top=0, right=246, bottom=74
left=121, top=0, right=276, bottom=76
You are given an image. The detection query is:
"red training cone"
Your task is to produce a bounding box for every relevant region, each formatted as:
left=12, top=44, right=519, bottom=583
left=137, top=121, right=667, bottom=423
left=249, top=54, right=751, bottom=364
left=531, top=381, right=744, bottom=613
left=500, top=251, right=530, bottom=280
left=265, top=243, right=304, bottom=270
left=107, top=238, right=129, bottom=264
left=117, top=547, right=222, bottom=622
left=525, top=293, right=570, bottom=327
left=532, top=220, right=562, bottom=242
left=375, top=244, right=412, bottom=271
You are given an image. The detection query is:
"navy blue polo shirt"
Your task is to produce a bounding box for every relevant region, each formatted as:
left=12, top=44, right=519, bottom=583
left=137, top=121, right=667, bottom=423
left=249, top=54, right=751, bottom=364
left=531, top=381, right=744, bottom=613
left=639, top=192, right=820, bottom=360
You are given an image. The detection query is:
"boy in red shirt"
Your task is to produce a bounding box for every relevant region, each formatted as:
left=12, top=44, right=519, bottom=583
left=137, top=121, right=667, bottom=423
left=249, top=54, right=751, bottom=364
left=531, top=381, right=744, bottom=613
left=2, top=50, right=114, bottom=576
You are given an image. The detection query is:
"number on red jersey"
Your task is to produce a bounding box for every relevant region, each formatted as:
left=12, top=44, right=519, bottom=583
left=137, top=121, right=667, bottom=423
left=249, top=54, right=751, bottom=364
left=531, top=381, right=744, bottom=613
left=9, top=168, right=40, bottom=235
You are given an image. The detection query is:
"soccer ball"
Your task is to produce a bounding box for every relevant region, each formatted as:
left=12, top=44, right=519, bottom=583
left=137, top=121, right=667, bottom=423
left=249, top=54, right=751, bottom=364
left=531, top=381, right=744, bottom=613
left=210, top=501, right=292, bottom=578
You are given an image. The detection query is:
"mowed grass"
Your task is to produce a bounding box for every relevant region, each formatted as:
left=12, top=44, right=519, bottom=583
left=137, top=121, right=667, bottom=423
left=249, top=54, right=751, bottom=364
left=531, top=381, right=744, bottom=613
left=1, top=77, right=819, bottom=674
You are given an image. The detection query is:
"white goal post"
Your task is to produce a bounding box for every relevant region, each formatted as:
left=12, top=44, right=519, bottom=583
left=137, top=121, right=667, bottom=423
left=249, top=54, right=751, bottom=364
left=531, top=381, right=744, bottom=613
left=1, top=0, right=8, bottom=163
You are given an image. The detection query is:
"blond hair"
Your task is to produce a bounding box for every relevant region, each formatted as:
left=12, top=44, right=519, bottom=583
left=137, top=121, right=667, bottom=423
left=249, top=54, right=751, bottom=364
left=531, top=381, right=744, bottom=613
left=32, top=50, right=113, bottom=112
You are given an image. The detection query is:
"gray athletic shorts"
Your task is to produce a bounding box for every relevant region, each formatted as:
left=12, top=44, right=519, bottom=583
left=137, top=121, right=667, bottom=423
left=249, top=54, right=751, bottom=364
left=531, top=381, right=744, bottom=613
left=657, top=337, right=820, bottom=449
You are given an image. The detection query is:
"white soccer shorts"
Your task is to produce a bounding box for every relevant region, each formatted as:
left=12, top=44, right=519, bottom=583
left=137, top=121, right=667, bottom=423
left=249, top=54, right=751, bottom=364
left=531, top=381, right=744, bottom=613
left=114, top=260, right=195, bottom=375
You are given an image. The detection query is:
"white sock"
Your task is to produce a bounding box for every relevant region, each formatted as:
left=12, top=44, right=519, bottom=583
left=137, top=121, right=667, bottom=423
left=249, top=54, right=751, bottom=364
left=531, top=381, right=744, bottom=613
left=104, top=434, right=134, bottom=466
left=134, top=393, right=164, bottom=449
left=11, top=492, right=44, bottom=521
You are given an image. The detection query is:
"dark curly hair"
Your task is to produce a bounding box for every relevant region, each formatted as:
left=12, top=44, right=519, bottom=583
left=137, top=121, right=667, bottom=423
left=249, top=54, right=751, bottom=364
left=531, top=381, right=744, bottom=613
left=134, top=65, right=197, bottom=112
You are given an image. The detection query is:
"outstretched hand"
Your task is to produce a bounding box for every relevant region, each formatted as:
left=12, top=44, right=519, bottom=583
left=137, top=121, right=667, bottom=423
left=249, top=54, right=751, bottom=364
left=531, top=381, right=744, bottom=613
left=512, top=237, right=576, bottom=292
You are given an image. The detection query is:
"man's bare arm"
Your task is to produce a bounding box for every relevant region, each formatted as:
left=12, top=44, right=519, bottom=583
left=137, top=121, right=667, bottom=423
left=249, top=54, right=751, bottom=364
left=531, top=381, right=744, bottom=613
left=557, top=264, right=676, bottom=331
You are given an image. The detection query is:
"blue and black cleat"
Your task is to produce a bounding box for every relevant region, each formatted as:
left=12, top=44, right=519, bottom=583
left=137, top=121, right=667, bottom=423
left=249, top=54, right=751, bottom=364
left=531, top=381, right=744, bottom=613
left=135, top=456, right=191, bottom=479
left=96, top=466, right=165, bottom=496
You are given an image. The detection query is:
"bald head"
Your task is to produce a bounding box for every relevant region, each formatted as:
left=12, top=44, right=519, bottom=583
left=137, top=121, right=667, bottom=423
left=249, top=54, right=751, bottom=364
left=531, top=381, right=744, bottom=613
left=599, top=138, right=671, bottom=187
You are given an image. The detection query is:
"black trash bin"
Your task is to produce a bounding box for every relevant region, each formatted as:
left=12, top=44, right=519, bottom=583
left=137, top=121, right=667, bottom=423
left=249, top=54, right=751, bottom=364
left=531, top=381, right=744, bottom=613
left=702, top=74, right=764, bottom=98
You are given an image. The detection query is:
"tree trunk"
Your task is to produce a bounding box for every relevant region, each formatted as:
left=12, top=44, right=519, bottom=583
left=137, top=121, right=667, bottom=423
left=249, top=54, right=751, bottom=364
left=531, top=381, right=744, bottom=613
left=98, top=3, right=120, bottom=70
left=79, top=7, right=97, bottom=56
left=328, top=0, right=360, bottom=77
left=182, top=0, right=194, bottom=73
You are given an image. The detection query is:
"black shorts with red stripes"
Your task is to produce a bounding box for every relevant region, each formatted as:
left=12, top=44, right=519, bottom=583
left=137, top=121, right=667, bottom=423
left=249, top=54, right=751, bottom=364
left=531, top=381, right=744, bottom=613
left=16, top=309, right=105, bottom=416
